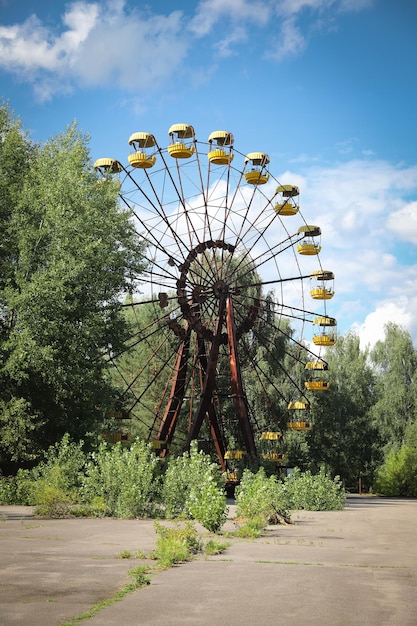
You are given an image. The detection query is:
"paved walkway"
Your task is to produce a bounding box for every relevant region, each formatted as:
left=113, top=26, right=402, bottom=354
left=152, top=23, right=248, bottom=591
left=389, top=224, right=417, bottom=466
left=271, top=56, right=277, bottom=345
left=1, top=496, right=416, bottom=625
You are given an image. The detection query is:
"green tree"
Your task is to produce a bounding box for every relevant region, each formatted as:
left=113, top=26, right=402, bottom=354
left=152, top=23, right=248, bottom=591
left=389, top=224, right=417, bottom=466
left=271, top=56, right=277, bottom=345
left=0, top=106, right=146, bottom=470
left=370, top=322, right=417, bottom=449
left=306, top=332, right=377, bottom=488
left=373, top=419, right=417, bottom=496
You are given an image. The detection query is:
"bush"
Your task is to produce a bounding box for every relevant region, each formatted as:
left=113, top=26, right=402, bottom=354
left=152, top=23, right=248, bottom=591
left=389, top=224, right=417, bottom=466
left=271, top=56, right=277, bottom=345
left=152, top=521, right=203, bottom=568
left=234, top=467, right=289, bottom=529
left=284, top=467, right=346, bottom=511
left=0, top=475, right=18, bottom=504
left=0, top=434, right=86, bottom=506
left=234, top=467, right=345, bottom=531
left=161, top=442, right=227, bottom=532
left=81, top=439, right=160, bottom=518
left=32, top=483, right=74, bottom=517
left=373, top=445, right=417, bottom=496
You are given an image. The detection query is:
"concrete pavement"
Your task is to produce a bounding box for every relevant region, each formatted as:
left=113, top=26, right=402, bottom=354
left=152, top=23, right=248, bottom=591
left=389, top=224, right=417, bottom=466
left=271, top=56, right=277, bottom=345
left=1, top=496, right=416, bottom=625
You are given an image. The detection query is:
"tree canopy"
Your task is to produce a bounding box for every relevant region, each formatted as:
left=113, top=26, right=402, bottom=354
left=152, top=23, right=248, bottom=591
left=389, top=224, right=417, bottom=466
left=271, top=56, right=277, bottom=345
left=0, top=103, right=146, bottom=471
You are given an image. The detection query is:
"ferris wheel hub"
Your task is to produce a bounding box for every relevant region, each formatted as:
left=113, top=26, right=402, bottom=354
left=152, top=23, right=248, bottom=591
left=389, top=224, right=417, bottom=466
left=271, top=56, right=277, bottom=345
left=212, top=279, right=229, bottom=299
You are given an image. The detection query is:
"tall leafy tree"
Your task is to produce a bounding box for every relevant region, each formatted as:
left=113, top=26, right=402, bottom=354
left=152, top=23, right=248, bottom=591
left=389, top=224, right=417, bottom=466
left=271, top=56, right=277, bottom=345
left=370, top=322, right=417, bottom=450
left=306, top=332, right=377, bottom=488
left=0, top=106, right=146, bottom=470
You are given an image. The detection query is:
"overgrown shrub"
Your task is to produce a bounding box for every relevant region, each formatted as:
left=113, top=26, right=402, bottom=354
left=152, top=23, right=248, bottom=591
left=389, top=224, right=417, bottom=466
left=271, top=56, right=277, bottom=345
left=234, top=467, right=289, bottom=529
left=81, top=439, right=160, bottom=518
left=32, top=484, right=74, bottom=517
left=152, top=521, right=203, bottom=568
left=373, top=444, right=417, bottom=496
left=0, top=434, right=86, bottom=507
left=234, top=466, right=345, bottom=532
left=0, top=475, right=18, bottom=504
left=161, top=442, right=227, bottom=532
left=284, top=467, right=346, bottom=511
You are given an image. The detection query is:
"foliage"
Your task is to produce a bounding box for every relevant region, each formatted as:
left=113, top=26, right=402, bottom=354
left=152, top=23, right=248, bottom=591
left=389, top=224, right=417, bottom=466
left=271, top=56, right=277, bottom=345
left=32, top=484, right=74, bottom=517
left=370, top=323, right=417, bottom=450
left=235, top=466, right=345, bottom=532
left=284, top=467, right=346, bottom=511
left=127, top=565, right=151, bottom=588
left=305, top=332, right=378, bottom=488
left=234, top=467, right=289, bottom=528
left=204, top=538, right=230, bottom=555
left=232, top=516, right=267, bottom=539
left=0, top=103, right=146, bottom=469
left=161, top=441, right=228, bottom=532
left=152, top=520, right=203, bottom=568
left=373, top=421, right=417, bottom=496
left=0, top=434, right=86, bottom=505
left=81, top=439, right=160, bottom=518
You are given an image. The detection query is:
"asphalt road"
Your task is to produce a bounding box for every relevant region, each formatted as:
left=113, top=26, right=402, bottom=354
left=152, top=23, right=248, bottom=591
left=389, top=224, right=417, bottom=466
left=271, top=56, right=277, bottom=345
left=1, top=496, right=416, bottom=625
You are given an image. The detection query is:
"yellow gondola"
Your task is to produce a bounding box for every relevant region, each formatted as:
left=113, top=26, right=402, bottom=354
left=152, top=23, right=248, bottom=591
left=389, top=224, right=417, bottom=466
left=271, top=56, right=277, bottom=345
left=127, top=132, right=157, bottom=169
left=207, top=130, right=234, bottom=165
left=287, top=400, right=312, bottom=431
left=313, top=316, right=337, bottom=346
left=304, top=380, right=331, bottom=390
left=274, top=184, right=300, bottom=216
left=93, top=157, right=122, bottom=174
left=262, top=452, right=286, bottom=462
left=310, top=270, right=335, bottom=300
left=304, top=359, right=330, bottom=390
left=151, top=439, right=168, bottom=450
left=260, top=431, right=282, bottom=440
left=102, top=430, right=131, bottom=444
left=297, top=225, right=322, bottom=255
left=167, top=123, right=195, bottom=158
left=244, top=152, right=270, bottom=185
left=224, top=450, right=246, bottom=460
left=287, top=421, right=312, bottom=431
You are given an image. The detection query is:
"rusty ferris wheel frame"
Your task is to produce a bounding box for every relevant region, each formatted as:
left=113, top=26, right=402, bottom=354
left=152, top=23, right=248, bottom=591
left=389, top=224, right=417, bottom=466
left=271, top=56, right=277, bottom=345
left=94, top=125, right=336, bottom=476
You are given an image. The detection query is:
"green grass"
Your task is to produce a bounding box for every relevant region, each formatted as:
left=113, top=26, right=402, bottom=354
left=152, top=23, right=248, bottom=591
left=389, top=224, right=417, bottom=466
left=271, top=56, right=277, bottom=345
left=118, top=550, right=132, bottom=559
left=59, top=565, right=151, bottom=625
left=204, top=538, right=230, bottom=556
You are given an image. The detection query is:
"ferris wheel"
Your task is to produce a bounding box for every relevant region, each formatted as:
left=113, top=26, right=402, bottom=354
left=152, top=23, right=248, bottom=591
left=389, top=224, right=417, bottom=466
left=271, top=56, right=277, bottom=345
left=94, top=124, right=336, bottom=478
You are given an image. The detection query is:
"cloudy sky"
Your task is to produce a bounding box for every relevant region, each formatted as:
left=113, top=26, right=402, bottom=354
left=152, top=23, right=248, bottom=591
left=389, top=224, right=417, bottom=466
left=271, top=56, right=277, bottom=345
left=1, top=0, right=416, bottom=350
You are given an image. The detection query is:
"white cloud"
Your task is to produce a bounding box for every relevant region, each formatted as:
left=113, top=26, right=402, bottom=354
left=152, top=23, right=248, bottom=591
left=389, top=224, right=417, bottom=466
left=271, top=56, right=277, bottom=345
left=289, top=157, right=417, bottom=347
left=0, top=1, right=187, bottom=101
left=189, top=0, right=270, bottom=37
left=0, top=0, right=376, bottom=99
left=352, top=299, right=414, bottom=351
left=276, top=0, right=374, bottom=17
left=0, top=4, right=99, bottom=73
left=386, top=201, right=417, bottom=245
left=265, top=17, right=306, bottom=61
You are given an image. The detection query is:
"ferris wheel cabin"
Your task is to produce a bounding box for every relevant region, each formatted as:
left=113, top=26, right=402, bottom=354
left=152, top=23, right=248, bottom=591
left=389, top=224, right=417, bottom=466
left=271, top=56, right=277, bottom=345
left=127, top=132, right=157, bottom=169
left=167, top=123, right=195, bottom=158
left=304, top=360, right=331, bottom=391
left=313, top=316, right=337, bottom=346
left=244, top=152, right=270, bottom=185
left=274, top=184, right=300, bottom=216
left=297, top=225, right=322, bottom=255
left=310, top=270, right=335, bottom=300
left=287, top=400, right=313, bottom=431
left=207, top=130, right=234, bottom=165
left=93, top=157, right=122, bottom=175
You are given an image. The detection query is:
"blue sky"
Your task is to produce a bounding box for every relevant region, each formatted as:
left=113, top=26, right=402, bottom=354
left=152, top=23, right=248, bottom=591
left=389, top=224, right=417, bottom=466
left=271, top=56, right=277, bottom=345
left=1, top=0, right=417, bottom=350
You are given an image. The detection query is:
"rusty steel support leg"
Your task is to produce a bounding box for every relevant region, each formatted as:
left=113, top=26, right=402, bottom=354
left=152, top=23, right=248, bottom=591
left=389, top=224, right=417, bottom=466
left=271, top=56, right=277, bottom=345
left=157, top=327, right=191, bottom=456
left=197, top=337, right=226, bottom=472
left=186, top=294, right=227, bottom=450
left=226, top=296, right=257, bottom=456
